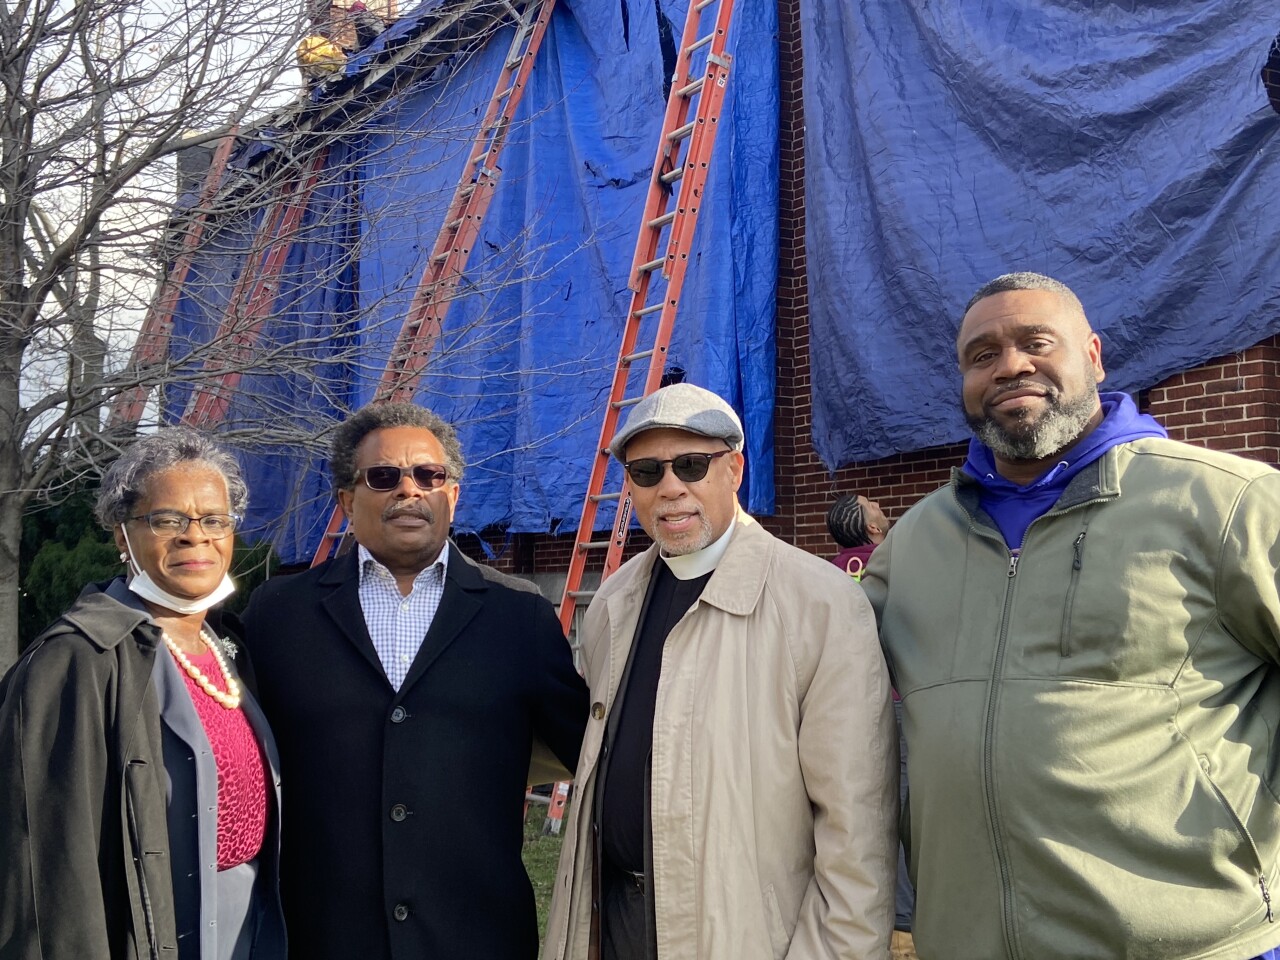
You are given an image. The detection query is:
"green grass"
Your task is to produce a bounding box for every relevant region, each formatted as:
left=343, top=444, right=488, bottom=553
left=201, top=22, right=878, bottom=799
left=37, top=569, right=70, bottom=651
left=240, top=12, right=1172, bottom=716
left=523, top=799, right=569, bottom=944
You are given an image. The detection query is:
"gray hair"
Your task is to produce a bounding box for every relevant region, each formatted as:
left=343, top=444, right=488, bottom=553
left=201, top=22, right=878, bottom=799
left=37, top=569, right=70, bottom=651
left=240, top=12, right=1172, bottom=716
left=330, top=402, right=466, bottom=490
left=963, top=272, right=1088, bottom=320
left=95, top=426, right=249, bottom=529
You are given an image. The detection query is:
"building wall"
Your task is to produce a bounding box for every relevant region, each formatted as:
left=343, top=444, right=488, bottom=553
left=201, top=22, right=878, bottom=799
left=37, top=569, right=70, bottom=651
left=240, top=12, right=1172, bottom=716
left=462, top=0, right=1280, bottom=584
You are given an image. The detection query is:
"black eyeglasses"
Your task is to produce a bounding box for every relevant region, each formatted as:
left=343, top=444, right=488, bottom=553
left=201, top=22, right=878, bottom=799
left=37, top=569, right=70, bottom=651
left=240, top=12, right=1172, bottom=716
left=357, top=463, right=450, bottom=492
left=129, top=512, right=239, bottom=539
left=623, top=450, right=732, bottom=488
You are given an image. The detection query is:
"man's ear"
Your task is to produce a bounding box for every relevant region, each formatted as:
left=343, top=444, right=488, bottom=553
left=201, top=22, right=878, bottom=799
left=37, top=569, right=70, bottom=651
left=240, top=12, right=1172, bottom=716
left=337, top=487, right=354, bottom=519
left=728, top=451, right=746, bottom=493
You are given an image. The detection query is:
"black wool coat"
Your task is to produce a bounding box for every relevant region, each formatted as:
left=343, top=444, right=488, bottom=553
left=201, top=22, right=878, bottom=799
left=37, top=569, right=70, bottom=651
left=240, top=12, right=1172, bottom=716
left=241, top=546, right=588, bottom=960
left=0, top=580, right=282, bottom=960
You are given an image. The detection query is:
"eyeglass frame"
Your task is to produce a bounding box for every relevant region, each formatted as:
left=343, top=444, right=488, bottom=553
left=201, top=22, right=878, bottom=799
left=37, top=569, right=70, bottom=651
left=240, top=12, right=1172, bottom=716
left=356, top=462, right=452, bottom=492
left=127, top=511, right=241, bottom=539
left=622, top=449, right=733, bottom=488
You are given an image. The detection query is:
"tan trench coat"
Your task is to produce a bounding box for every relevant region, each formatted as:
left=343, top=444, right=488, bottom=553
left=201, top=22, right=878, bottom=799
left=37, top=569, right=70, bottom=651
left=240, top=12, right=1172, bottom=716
left=544, top=515, right=898, bottom=960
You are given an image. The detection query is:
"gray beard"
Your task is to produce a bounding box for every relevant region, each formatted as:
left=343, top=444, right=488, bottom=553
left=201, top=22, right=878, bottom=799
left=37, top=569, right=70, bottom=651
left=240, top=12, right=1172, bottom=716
left=967, top=385, right=1099, bottom=462
left=653, top=512, right=714, bottom=556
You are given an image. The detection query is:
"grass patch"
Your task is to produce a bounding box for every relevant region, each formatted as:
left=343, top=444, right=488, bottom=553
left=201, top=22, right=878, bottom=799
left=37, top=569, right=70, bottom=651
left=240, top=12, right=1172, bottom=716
left=523, top=798, right=569, bottom=944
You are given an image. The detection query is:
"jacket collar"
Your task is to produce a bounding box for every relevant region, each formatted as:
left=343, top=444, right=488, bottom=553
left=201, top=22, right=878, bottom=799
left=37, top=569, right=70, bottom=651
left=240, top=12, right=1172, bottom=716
left=47, top=577, right=160, bottom=652
left=698, top=514, right=773, bottom=616
left=315, top=541, right=490, bottom=696
left=619, top=512, right=773, bottom=620
left=952, top=444, right=1123, bottom=523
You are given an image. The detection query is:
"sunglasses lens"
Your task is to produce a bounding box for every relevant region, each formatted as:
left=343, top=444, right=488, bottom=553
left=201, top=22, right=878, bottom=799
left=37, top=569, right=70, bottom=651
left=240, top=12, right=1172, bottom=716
left=671, top=455, right=712, bottom=483
left=411, top=465, right=448, bottom=489
left=363, top=466, right=403, bottom=491
left=626, top=460, right=664, bottom=487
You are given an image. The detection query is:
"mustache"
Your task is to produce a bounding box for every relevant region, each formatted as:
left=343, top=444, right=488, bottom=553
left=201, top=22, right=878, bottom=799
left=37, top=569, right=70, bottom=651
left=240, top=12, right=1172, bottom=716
left=655, top=505, right=705, bottom=521
left=383, top=502, right=437, bottom=523
left=990, top=380, right=1058, bottom=403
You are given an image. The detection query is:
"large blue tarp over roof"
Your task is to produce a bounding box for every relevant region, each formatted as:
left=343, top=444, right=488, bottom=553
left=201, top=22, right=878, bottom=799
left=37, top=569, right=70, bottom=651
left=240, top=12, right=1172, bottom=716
left=170, top=0, right=779, bottom=563
left=803, top=1, right=1280, bottom=467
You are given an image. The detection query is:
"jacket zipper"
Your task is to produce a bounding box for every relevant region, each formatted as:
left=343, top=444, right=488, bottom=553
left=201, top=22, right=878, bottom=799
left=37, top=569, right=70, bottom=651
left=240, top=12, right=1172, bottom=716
left=956, top=485, right=1113, bottom=959
left=985, top=547, right=1021, bottom=959
left=1205, top=775, right=1276, bottom=925
left=1059, top=527, right=1088, bottom=657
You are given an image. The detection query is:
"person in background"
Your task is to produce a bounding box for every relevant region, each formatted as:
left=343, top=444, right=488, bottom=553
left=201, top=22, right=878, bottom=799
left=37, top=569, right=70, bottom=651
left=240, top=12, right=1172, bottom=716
left=0, top=427, right=286, bottom=960
left=865, top=271, right=1280, bottom=960
left=827, top=492, right=893, bottom=579
left=827, top=492, right=914, bottom=959
left=545, top=383, right=898, bottom=960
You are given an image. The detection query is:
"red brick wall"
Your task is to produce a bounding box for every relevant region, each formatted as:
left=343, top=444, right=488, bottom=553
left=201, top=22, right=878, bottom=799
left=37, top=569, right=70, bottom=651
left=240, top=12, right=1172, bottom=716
left=1142, top=338, right=1280, bottom=460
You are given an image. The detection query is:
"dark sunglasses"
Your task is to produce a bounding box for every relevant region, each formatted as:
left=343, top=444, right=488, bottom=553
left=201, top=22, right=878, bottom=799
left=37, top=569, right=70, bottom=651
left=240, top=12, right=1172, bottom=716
left=623, top=450, right=732, bottom=488
left=358, top=463, right=450, bottom=492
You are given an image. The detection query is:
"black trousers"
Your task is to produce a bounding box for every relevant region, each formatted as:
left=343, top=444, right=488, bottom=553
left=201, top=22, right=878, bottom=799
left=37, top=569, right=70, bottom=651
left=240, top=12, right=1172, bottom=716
left=601, top=862, right=657, bottom=960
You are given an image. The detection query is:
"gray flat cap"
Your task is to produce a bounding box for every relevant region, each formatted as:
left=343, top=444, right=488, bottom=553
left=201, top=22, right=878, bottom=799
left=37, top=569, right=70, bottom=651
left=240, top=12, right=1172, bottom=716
left=608, top=383, right=744, bottom=461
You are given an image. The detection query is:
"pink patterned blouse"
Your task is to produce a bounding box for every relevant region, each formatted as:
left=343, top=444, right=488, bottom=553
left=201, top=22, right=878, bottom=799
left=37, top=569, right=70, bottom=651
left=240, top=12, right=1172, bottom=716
left=179, top=649, right=270, bottom=870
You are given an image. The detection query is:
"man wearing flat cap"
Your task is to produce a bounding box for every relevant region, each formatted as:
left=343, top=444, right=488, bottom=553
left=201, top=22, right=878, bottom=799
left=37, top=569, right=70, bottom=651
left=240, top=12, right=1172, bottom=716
left=544, top=383, right=899, bottom=960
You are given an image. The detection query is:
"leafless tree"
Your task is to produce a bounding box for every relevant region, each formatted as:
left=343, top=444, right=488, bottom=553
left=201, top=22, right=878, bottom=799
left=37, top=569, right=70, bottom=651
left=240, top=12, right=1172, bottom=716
left=0, top=0, right=604, bottom=669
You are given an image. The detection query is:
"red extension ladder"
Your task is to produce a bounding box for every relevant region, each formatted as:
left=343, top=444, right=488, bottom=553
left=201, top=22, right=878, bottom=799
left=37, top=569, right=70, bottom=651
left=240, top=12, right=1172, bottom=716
left=557, top=0, right=738, bottom=635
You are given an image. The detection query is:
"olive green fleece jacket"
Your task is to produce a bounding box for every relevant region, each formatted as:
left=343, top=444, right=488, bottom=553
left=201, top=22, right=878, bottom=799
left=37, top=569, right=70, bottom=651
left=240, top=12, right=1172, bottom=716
left=863, top=437, right=1280, bottom=960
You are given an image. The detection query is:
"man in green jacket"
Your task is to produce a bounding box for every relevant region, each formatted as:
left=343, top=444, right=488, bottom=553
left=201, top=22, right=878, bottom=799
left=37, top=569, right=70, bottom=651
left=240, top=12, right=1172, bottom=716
left=863, top=271, right=1280, bottom=960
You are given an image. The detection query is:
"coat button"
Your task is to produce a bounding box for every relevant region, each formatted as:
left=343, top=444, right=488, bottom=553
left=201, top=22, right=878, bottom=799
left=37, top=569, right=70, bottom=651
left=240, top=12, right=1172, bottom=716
left=590, top=702, right=605, bottom=720
left=390, top=706, right=407, bottom=723
left=390, top=803, right=409, bottom=821
left=393, top=903, right=409, bottom=921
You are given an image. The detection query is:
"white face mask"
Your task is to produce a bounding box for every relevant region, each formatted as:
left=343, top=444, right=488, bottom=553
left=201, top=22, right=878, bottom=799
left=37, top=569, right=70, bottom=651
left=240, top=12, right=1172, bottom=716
left=120, top=525, right=236, bottom=615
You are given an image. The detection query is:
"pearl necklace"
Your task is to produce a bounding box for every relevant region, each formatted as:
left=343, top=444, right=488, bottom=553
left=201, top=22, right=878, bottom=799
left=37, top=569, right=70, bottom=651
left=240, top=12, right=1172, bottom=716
left=163, top=628, right=242, bottom=710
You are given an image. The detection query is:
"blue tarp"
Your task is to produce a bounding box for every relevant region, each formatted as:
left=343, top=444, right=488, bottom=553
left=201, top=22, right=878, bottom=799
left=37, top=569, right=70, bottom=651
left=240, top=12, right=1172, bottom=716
left=803, top=1, right=1280, bottom=467
left=170, top=0, right=779, bottom=563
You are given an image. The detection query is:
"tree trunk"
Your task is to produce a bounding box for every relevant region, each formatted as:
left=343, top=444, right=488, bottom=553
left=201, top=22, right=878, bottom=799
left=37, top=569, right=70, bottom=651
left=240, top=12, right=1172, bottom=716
left=0, top=484, right=22, bottom=673
left=0, top=339, right=24, bottom=672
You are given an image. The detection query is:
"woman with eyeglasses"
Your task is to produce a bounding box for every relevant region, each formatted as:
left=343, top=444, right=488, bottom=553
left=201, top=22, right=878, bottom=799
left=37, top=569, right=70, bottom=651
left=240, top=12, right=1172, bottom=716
left=0, top=427, right=286, bottom=960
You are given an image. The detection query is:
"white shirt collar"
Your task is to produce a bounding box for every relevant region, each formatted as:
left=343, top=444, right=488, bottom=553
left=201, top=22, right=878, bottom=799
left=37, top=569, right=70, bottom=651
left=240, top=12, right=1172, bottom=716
left=357, top=540, right=450, bottom=586
left=660, top=518, right=736, bottom=580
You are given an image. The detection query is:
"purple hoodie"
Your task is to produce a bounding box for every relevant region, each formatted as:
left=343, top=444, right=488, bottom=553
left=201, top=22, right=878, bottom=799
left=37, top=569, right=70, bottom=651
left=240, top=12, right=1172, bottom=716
left=961, top=392, right=1167, bottom=549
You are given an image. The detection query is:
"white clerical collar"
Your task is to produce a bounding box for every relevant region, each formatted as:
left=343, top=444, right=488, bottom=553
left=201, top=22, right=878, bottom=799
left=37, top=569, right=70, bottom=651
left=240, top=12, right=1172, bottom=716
left=660, top=518, right=736, bottom=580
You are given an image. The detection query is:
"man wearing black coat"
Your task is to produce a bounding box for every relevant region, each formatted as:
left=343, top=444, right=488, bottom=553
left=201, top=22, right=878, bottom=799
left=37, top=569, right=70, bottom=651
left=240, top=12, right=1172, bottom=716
left=243, top=402, right=588, bottom=960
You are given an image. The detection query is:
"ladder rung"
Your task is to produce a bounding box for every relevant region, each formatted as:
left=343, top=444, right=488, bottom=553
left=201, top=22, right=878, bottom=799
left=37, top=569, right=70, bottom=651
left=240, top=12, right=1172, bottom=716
left=648, top=211, right=676, bottom=229
left=686, top=33, right=714, bottom=55
left=696, top=0, right=715, bottom=10
left=637, top=256, right=664, bottom=273
left=590, top=491, right=622, bottom=502
left=577, top=540, right=611, bottom=552
left=621, top=347, right=655, bottom=364
left=496, top=83, right=516, bottom=100
left=634, top=302, right=663, bottom=317
left=506, top=54, right=527, bottom=70
left=445, top=217, right=463, bottom=231
left=668, top=120, right=696, bottom=142
left=660, top=167, right=685, bottom=185
left=568, top=590, right=596, bottom=601
left=677, top=76, right=704, bottom=99
left=612, top=396, right=644, bottom=410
